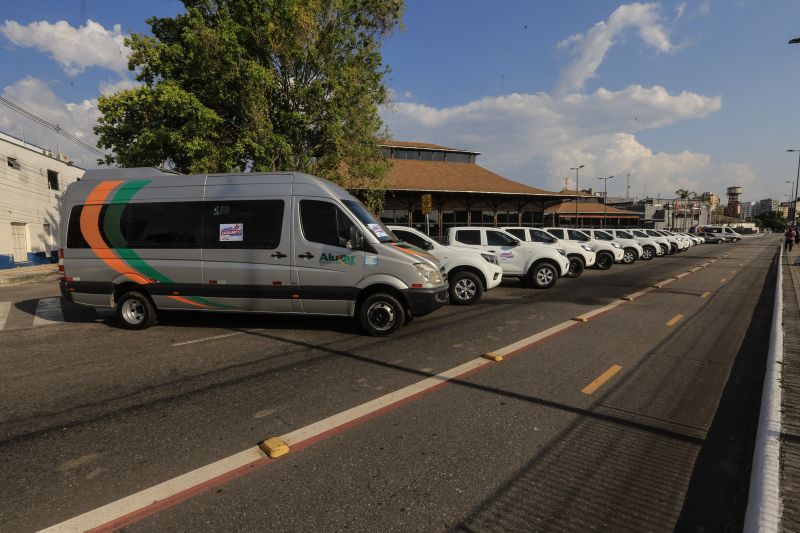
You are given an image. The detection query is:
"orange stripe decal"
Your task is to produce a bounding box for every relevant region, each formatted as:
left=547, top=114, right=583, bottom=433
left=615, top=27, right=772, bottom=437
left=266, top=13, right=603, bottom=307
left=80, top=180, right=150, bottom=285
left=168, top=295, right=211, bottom=308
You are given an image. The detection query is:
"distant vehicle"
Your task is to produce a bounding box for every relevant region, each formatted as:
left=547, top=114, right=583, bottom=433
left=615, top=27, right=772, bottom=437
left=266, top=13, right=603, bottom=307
left=696, top=225, right=742, bottom=242
left=544, top=227, right=624, bottom=270
left=643, top=229, right=673, bottom=255
left=696, top=232, right=724, bottom=244
left=59, top=169, right=449, bottom=336
left=624, top=229, right=665, bottom=258
left=502, top=226, right=596, bottom=277
left=388, top=225, right=503, bottom=305
left=445, top=227, right=570, bottom=289
left=583, top=229, right=643, bottom=265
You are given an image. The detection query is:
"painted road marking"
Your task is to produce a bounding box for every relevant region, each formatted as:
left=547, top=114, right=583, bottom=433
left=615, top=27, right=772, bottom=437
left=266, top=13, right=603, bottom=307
left=172, top=332, right=244, bottom=347
left=700, top=292, right=712, bottom=299
left=32, top=298, right=64, bottom=327
left=666, top=314, right=684, bottom=327
left=622, top=287, right=654, bottom=301
left=581, top=365, right=623, bottom=395
left=720, top=278, right=728, bottom=283
left=0, top=302, right=10, bottom=331
left=573, top=300, right=626, bottom=322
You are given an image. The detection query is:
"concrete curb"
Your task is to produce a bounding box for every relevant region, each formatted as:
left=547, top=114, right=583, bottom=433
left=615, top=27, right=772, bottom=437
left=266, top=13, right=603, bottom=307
left=744, top=245, right=784, bottom=532
left=0, top=266, right=58, bottom=286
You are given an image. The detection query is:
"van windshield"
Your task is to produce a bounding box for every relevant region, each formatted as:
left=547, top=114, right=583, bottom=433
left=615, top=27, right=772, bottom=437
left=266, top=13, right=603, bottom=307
left=342, top=199, right=396, bottom=243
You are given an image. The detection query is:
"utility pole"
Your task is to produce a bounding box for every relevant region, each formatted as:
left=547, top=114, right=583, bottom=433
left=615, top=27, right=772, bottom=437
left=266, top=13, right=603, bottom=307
left=570, top=165, right=584, bottom=228
left=625, top=172, right=630, bottom=199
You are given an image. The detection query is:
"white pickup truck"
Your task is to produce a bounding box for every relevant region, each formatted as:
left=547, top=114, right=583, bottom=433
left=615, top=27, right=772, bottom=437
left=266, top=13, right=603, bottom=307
left=502, top=226, right=596, bottom=277
left=388, top=226, right=503, bottom=305
left=543, top=227, right=624, bottom=270
left=445, top=227, right=570, bottom=289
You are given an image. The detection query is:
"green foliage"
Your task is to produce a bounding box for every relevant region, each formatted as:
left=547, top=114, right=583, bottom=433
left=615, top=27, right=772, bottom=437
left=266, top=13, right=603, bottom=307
left=756, top=211, right=787, bottom=232
left=95, top=0, right=403, bottom=211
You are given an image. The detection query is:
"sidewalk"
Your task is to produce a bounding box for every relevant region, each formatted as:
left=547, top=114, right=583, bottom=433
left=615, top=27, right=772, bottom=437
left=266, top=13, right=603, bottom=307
left=0, top=264, right=59, bottom=286
left=782, top=244, right=800, bottom=530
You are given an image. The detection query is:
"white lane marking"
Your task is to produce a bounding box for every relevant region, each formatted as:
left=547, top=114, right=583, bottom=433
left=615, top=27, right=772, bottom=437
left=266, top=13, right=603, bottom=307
left=491, top=320, right=577, bottom=356
left=38, top=447, right=266, bottom=533
left=0, top=302, right=10, bottom=331
left=573, top=300, right=626, bottom=322
left=172, top=332, right=244, bottom=347
left=32, top=298, right=64, bottom=327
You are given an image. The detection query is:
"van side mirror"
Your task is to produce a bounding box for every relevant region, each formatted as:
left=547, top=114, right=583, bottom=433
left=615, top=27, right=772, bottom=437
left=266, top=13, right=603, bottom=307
left=348, top=226, right=365, bottom=251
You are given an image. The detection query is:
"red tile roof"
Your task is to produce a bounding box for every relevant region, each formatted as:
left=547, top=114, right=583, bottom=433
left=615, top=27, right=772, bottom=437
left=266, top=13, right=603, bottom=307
left=545, top=200, right=641, bottom=216
left=385, top=159, right=555, bottom=196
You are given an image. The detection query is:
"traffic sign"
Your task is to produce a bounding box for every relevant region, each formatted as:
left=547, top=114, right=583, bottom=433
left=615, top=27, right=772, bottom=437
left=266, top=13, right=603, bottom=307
left=421, top=194, right=432, bottom=214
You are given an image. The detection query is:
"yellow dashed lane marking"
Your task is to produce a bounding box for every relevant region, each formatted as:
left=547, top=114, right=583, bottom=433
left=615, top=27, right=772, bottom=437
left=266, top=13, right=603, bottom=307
left=700, top=291, right=711, bottom=299
left=582, top=365, right=623, bottom=395
left=666, top=314, right=684, bottom=327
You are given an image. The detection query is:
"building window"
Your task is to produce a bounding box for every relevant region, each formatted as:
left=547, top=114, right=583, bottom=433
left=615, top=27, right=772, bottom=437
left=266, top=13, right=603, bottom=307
left=47, top=170, right=59, bottom=190
left=419, top=151, right=445, bottom=162
left=445, top=152, right=470, bottom=164
left=7, top=157, right=20, bottom=170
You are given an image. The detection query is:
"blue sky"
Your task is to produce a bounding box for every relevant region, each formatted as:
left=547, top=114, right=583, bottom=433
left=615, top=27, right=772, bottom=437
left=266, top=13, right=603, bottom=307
left=1, top=1, right=799, bottom=202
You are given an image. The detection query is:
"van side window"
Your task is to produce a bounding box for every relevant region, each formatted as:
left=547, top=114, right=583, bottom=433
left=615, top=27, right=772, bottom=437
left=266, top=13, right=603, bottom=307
left=126, top=203, right=202, bottom=248
left=505, top=229, right=526, bottom=240
left=300, top=200, right=355, bottom=248
left=486, top=231, right=516, bottom=246
left=455, top=230, right=481, bottom=245
left=66, top=205, right=89, bottom=248
left=203, top=200, right=283, bottom=249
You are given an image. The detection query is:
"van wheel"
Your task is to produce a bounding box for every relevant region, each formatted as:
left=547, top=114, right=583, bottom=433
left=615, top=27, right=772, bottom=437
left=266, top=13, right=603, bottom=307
left=567, top=256, right=585, bottom=278
left=622, top=248, right=637, bottom=265
left=596, top=252, right=614, bottom=270
left=641, top=246, right=655, bottom=260
left=359, top=293, right=405, bottom=336
left=449, top=271, right=483, bottom=305
left=116, top=291, right=157, bottom=330
left=529, top=262, right=558, bottom=289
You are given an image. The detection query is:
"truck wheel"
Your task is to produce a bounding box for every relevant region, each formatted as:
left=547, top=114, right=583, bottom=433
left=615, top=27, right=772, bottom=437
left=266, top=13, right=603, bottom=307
left=660, top=244, right=670, bottom=255
left=640, top=246, right=655, bottom=260
left=670, top=243, right=678, bottom=254
left=449, top=271, right=483, bottom=305
left=567, top=256, right=585, bottom=278
left=116, top=291, right=157, bottom=330
left=529, top=262, right=558, bottom=289
left=359, top=293, right=406, bottom=336
left=596, top=251, right=614, bottom=270
left=622, top=248, right=637, bottom=265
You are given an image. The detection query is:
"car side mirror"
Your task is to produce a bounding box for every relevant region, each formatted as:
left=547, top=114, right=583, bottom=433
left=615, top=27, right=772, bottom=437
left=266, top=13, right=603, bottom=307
left=511, top=240, right=520, bottom=247
left=423, top=241, right=435, bottom=251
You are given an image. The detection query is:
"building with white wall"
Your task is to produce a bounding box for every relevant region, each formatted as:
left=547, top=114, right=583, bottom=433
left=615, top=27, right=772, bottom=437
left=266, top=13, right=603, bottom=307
left=0, top=131, right=84, bottom=269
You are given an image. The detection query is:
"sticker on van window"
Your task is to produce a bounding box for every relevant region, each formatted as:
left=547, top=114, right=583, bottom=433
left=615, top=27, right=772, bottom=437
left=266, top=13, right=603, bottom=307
left=368, top=224, right=388, bottom=238
left=220, top=223, right=244, bottom=241
left=320, top=253, right=356, bottom=266
left=365, top=255, right=379, bottom=266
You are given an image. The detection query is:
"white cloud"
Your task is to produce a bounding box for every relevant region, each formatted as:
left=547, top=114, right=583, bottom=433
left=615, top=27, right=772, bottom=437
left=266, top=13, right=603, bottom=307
left=675, top=2, right=688, bottom=20
left=557, top=3, right=676, bottom=93
left=0, top=77, right=103, bottom=167
left=383, top=84, right=727, bottom=198
left=99, top=77, right=140, bottom=95
left=0, top=19, right=130, bottom=76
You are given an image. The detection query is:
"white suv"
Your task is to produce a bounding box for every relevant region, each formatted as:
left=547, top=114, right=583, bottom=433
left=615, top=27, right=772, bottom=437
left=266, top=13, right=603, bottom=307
left=502, top=226, right=596, bottom=277
left=583, top=229, right=643, bottom=265
left=389, top=226, right=503, bottom=305
left=543, top=227, right=624, bottom=270
left=446, top=227, right=570, bottom=289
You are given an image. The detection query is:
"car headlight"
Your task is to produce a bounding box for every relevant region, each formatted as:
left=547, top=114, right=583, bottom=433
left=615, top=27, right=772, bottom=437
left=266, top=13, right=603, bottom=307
left=556, top=247, right=567, bottom=256
left=611, top=242, right=623, bottom=249
left=480, top=252, right=499, bottom=265
left=413, top=262, right=443, bottom=284
left=581, top=244, right=593, bottom=252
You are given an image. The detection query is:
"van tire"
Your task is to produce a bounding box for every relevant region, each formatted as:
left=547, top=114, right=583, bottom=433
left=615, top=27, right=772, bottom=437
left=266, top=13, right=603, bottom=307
left=448, top=271, right=483, bottom=305
left=359, top=293, right=405, bottom=336
left=641, top=246, right=655, bottom=260
left=622, top=248, right=637, bottom=265
left=567, top=255, right=585, bottom=278
left=116, top=291, right=157, bottom=330
left=529, top=262, right=558, bottom=289
left=596, top=251, right=614, bottom=270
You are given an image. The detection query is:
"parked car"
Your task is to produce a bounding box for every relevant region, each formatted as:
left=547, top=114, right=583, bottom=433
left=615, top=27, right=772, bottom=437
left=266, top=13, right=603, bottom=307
left=611, top=229, right=660, bottom=260
left=445, top=227, right=570, bottom=288
left=388, top=225, right=503, bottom=305
left=583, top=229, right=643, bottom=265
left=696, top=231, right=724, bottom=244
left=543, top=227, right=624, bottom=270
left=59, top=169, right=449, bottom=336
left=502, top=226, right=596, bottom=277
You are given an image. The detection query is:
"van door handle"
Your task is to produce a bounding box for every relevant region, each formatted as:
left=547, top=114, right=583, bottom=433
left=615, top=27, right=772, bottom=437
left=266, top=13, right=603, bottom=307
left=271, top=252, right=287, bottom=259
left=298, top=252, right=314, bottom=259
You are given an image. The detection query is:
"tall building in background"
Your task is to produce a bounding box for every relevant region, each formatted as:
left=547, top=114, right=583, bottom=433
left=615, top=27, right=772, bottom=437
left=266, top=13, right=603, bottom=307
left=741, top=201, right=754, bottom=219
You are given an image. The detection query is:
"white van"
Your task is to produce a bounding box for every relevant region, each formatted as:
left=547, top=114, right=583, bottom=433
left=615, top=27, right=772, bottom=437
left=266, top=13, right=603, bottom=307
left=445, top=227, right=570, bottom=288
left=502, top=226, right=596, bottom=277
left=388, top=225, right=503, bottom=305
left=59, top=169, right=448, bottom=336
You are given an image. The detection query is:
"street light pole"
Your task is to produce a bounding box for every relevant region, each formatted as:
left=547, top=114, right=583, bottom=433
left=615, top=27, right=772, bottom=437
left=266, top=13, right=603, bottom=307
left=597, top=175, right=614, bottom=229
left=570, top=164, right=584, bottom=228
left=789, top=149, right=800, bottom=226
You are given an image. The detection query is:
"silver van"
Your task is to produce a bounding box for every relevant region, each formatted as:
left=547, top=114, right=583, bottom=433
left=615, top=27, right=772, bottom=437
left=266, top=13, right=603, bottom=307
left=58, top=169, right=448, bottom=336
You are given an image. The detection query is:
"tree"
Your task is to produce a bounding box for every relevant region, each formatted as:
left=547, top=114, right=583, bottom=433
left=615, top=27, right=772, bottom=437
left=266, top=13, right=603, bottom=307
left=94, top=0, right=404, bottom=210
left=756, top=211, right=787, bottom=232
left=674, top=188, right=696, bottom=231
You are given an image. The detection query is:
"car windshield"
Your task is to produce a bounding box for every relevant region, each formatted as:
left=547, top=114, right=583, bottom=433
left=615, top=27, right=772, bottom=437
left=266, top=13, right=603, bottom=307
left=594, top=230, right=614, bottom=240
left=617, top=230, right=634, bottom=239
left=632, top=230, right=648, bottom=238
left=342, top=199, right=396, bottom=243
left=568, top=229, right=591, bottom=241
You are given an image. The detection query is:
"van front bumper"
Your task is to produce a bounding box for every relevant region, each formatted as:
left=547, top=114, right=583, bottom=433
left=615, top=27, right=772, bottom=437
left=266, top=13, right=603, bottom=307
left=402, top=286, right=448, bottom=317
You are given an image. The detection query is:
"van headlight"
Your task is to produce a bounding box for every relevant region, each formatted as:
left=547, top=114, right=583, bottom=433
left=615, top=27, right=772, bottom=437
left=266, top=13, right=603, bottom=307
left=413, top=263, right=443, bottom=284
left=610, top=242, right=623, bottom=249
left=556, top=247, right=567, bottom=256
left=581, top=244, right=593, bottom=252
left=480, top=253, right=499, bottom=265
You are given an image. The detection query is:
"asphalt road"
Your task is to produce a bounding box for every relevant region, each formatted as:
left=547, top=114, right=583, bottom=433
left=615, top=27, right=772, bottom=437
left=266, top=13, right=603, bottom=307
left=0, top=236, right=778, bottom=532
